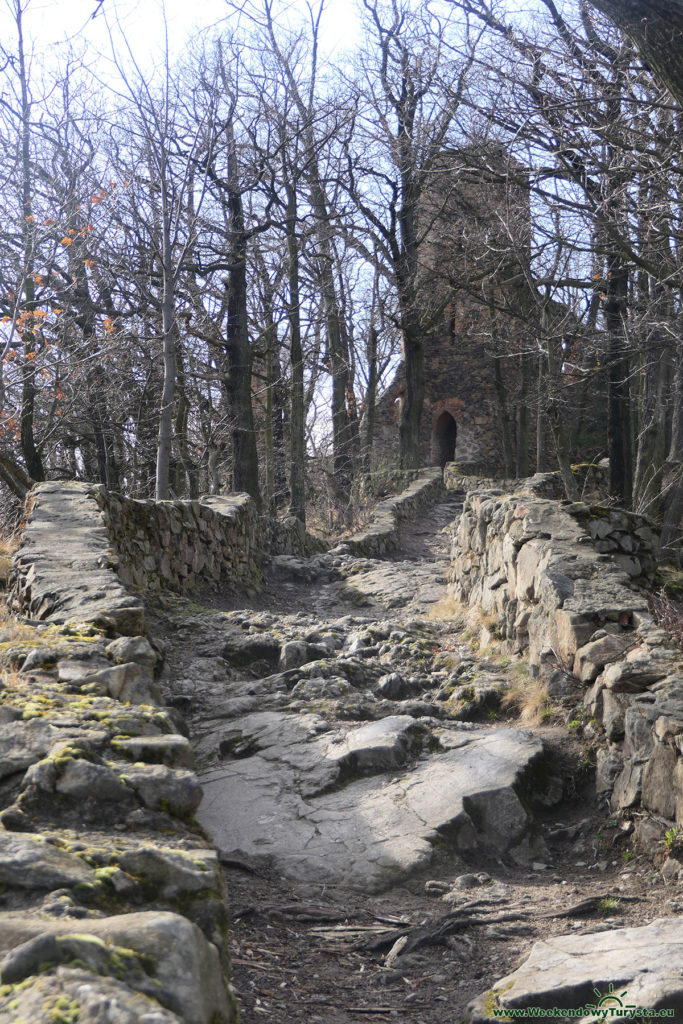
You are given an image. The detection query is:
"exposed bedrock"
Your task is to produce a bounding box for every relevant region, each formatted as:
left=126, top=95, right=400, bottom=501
left=197, top=712, right=556, bottom=891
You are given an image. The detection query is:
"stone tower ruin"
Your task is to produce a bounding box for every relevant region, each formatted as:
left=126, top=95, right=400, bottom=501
left=374, top=147, right=536, bottom=476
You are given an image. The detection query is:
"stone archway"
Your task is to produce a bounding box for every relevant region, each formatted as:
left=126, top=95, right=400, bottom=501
left=432, top=410, right=457, bottom=472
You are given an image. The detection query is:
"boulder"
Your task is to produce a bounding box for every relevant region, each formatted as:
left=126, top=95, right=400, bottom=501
left=198, top=725, right=551, bottom=892
left=467, top=917, right=683, bottom=1022
left=573, top=633, right=631, bottom=683
left=0, top=911, right=233, bottom=1024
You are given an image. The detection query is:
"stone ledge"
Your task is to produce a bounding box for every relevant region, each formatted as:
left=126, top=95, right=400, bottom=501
left=0, top=607, right=235, bottom=1022
left=342, top=468, right=445, bottom=557
left=10, top=482, right=146, bottom=635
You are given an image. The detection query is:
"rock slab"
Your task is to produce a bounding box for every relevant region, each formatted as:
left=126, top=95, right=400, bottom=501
left=198, top=717, right=548, bottom=891
left=467, top=916, right=683, bottom=1021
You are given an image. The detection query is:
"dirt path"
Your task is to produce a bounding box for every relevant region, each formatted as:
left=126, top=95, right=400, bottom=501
left=148, top=495, right=676, bottom=1024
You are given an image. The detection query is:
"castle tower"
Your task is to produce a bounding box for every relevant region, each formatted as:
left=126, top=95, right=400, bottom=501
left=374, top=147, right=535, bottom=475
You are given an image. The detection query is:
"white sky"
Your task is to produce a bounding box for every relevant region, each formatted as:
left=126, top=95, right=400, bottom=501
left=2, top=0, right=361, bottom=73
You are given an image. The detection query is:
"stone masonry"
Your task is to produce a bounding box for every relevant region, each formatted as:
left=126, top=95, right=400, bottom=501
left=450, top=477, right=683, bottom=835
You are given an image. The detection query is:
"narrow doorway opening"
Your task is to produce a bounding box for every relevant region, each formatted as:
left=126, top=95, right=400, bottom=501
left=432, top=411, right=457, bottom=474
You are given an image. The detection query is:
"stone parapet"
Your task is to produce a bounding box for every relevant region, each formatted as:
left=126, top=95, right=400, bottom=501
left=258, top=512, right=328, bottom=559
left=0, top=483, right=238, bottom=1021
left=9, top=481, right=146, bottom=635
left=450, top=484, right=683, bottom=823
left=100, top=490, right=262, bottom=595
left=342, top=468, right=446, bottom=557
left=10, top=484, right=329, bottom=625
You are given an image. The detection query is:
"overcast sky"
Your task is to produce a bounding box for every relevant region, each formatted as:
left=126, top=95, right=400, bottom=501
left=2, top=0, right=361, bottom=74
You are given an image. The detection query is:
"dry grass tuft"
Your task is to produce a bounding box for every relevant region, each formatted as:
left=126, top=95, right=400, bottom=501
left=501, top=667, right=559, bottom=726
left=0, top=535, right=20, bottom=559
left=0, top=599, right=38, bottom=642
left=427, top=594, right=466, bottom=627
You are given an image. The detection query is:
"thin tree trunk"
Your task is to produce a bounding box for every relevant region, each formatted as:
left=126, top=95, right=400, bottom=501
left=264, top=313, right=275, bottom=512
left=488, top=289, right=514, bottom=476
left=174, top=344, right=198, bottom=499
left=544, top=307, right=579, bottom=500
left=516, top=351, right=532, bottom=477
left=285, top=181, right=306, bottom=524
left=660, top=340, right=683, bottom=562
left=155, top=220, right=176, bottom=500
left=536, top=353, right=546, bottom=473
left=17, top=3, right=43, bottom=482
left=588, top=1, right=683, bottom=106
left=362, top=325, right=378, bottom=474
left=605, top=254, right=633, bottom=505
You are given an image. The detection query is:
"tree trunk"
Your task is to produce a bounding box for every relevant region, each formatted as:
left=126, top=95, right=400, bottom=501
left=516, top=351, right=532, bottom=477
left=174, top=345, right=199, bottom=499
left=604, top=254, right=633, bottom=505
left=17, top=4, right=43, bottom=483
left=285, top=182, right=306, bottom=525
left=362, top=326, right=378, bottom=474
left=0, top=452, right=33, bottom=499
left=536, top=354, right=546, bottom=473
left=588, top=1, right=683, bottom=106
left=155, top=252, right=176, bottom=499
left=544, top=312, right=578, bottom=500
left=263, top=312, right=276, bottom=513
left=223, top=165, right=261, bottom=507
left=660, top=340, right=683, bottom=562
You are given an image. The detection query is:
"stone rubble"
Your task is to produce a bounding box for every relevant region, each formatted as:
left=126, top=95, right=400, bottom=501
left=2, top=466, right=682, bottom=1022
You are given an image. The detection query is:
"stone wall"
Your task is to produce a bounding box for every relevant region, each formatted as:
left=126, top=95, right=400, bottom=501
left=103, top=491, right=327, bottom=597
left=0, top=481, right=237, bottom=1022
left=338, top=468, right=445, bottom=557
left=10, top=482, right=328, bottom=625
left=0, top=621, right=236, bottom=1022
left=100, top=490, right=263, bottom=595
left=450, top=483, right=683, bottom=827
left=10, top=481, right=147, bottom=634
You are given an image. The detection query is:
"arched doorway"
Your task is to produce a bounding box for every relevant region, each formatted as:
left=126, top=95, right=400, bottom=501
left=432, top=410, right=457, bottom=473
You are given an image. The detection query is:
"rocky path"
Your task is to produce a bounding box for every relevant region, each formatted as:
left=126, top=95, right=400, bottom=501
left=150, top=494, right=680, bottom=1023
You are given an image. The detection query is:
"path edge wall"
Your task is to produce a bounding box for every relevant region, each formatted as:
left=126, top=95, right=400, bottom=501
left=449, top=479, right=683, bottom=836
left=340, top=468, right=446, bottom=557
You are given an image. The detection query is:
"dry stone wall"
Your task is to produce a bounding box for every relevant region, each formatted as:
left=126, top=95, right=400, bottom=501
left=100, top=490, right=263, bottom=595
left=450, top=481, right=683, bottom=834
left=340, top=468, right=445, bottom=557
left=10, top=481, right=147, bottom=634
left=11, top=482, right=328, bottom=622
left=0, top=480, right=238, bottom=1022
